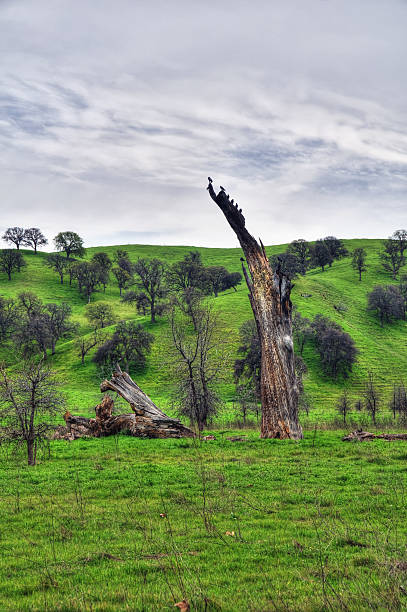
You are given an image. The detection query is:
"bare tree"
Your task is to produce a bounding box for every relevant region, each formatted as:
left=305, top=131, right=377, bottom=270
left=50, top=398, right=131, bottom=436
left=75, top=329, right=105, bottom=365
left=0, top=360, right=65, bottom=465
left=235, top=384, right=259, bottom=426
left=23, top=228, right=48, bottom=254
left=364, top=371, right=380, bottom=426
left=354, top=399, right=363, bottom=412
left=336, top=390, right=351, bottom=426
left=207, top=178, right=302, bottom=439
left=2, top=227, right=25, bottom=249
left=169, top=299, right=226, bottom=431
left=18, top=291, right=43, bottom=317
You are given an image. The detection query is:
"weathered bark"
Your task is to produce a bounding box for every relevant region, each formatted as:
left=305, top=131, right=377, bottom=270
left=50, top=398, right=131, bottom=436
left=343, top=430, right=407, bottom=442
left=55, top=366, right=194, bottom=440
left=207, top=179, right=302, bottom=439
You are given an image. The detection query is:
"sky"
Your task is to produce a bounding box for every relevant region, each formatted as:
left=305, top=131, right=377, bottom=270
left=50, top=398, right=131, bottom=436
left=0, top=0, right=406, bottom=249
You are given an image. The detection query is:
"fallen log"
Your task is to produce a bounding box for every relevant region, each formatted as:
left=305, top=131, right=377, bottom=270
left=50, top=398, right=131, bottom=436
left=343, top=430, right=407, bottom=442
left=54, top=366, right=194, bottom=440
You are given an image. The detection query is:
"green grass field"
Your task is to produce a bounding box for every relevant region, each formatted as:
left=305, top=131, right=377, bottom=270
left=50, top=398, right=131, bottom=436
left=1, top=433, right=407, bottom=611
left=0, top=239, right=406, bottom=422
left=1, top=240, right=407, bottom=610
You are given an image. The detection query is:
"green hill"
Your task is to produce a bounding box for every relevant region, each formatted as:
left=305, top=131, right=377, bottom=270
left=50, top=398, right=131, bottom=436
left=0, top=239, right=406, bottom=423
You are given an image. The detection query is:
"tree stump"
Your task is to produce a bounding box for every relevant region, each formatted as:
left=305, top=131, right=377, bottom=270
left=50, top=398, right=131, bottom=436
left=342, top=430, right=407, bottom=442
left=54, top=366, right=194, bottom=439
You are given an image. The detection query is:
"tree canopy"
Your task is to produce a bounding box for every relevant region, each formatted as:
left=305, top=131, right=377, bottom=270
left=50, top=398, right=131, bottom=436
left=54, top=231, right=85, bottom=259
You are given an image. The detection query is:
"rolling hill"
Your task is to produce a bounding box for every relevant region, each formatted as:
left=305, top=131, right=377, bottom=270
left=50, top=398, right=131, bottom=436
left=0, top=239, right=406, bottom=424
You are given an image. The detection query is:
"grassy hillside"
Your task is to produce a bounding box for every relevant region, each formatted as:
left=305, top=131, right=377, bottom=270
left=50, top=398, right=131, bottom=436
left=1, top=244, right=407, bottom=611
left=0, top=239, right=406, bottom=423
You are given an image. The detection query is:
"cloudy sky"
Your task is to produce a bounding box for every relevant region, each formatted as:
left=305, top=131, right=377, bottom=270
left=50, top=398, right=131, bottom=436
left=1, top=0, right=406, bottom=249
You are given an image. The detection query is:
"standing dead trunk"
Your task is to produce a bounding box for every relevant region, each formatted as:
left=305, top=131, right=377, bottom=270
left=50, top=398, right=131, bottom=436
left=207, top=179, right=302, bottom=439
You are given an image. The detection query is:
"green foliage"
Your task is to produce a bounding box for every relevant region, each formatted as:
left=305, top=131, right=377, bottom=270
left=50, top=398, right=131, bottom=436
left=54, top=231, right=85, bottom=259
left=93, top=320, right=154, bottom=373
left=85, top=302, right=116, bottom=329
left=381, top=237, right=405, bottom=279
left=0, top=249, right=26, bottom=280
left=351, top=247, right=367, bottom=281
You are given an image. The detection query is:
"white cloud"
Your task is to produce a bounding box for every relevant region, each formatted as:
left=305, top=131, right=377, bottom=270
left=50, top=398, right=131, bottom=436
left=0, top=0, right=406, bottom=248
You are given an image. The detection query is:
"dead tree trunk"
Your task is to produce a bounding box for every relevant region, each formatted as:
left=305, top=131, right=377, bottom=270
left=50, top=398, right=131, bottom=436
left=54, top=366, right=194, bottom=439
left=207, top=178, right=302, bottom=439
left=343, top=430, right=407, bottom=442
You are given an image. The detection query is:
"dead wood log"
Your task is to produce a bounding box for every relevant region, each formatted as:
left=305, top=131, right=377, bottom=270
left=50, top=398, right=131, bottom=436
left=206, top=178, right=302, bottom=439
left=54, top=367, right=194, bottom=440
left=342, top=430, right=407, bottom=442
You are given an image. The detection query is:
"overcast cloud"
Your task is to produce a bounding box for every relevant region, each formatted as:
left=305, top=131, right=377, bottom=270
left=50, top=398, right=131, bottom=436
left=0, top=0, right=406, bottom=248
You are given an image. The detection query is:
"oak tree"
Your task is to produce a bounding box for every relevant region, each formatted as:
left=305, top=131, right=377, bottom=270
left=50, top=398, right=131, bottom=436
left=0, top=249, right=26, bottom=280
left=54, top=231, right=85, bottom=259
left=351, top=247, right=367, bottom=281
left=23, top=228, right=47, bottom=254
left=381, top=238, right=405, bottom=279
left=2, top=227, right=25, bottom=249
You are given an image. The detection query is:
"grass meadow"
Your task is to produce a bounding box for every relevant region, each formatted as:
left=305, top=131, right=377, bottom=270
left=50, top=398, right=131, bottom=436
left=1, top=239, right=407, bottom=610
left=1, top=432, right=407, bottom=611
